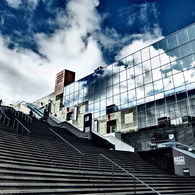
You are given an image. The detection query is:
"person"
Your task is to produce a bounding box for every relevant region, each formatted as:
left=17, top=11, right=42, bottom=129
left=0, top=99, right=2, bottom=106
left=152, top=131, right=158, bottom=141
left=29, top=110, right=33, bottom=117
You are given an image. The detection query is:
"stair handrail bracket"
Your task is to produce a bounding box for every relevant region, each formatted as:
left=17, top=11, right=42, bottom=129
left=99, top=153, right=161, bottom=195
left=0, top=107, right=10, bottom=126
left=13, top=118, right=31, bottom=137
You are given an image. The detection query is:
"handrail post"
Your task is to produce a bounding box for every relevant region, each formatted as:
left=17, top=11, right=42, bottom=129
left=134, top=177, right=136, bottom=194
left=112, top=163, right=114, bottom=183
left=98, top=155, right=100, bottom=173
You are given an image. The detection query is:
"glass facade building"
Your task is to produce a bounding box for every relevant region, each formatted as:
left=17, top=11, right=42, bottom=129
left=63, top=24, right=195, bottom=135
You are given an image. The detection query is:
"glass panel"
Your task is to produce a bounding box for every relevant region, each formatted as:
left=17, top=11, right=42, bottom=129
left=177, top=29, right=189, bottom=45
left=153, top=79, right=163, bottom=93
left=121, top=91, right=128, bottom=106
left=168, top=47, right=180, bottom=62
left=113, top=73, right=120, bottom=85
left=106, top=76, right=112, bottom=87
left=126, top=54, right=134, bottom=68
left=100, top=89, right=106, bottom=100
left=127, top=67, right=134, bottom=79
left=163, top=76, right=174, bottom=91
left=120, top=80, right=128, bottom=93
left=120, top=70, right=127, bottom=82
left=188, top=24, right=195, bottom=40
left=135, top=75, right=143, bottom=87
left=183, top=68, right=195, bottom=84
left=190, top=40, right=195, bottom=53
left=167, top=34, right=178, bottom=49
left=171, top=59, right=183, bottom=74
left=144, top=70, right=152, bottom=84
left=107, top=96, right=113, bottom=105
left=107, top=87, right=112, bottom=98
left=181, top=55, right=193, bottom=70
left=114, top=94, right=120, bottom=106
left=152, top=67, right=162, bottom=81
left=113, top=84, right=120, bottom=95
left=145, top=83, right=154, bottom=96
left=113, top=62, right=120, bottom=74
left=128, top=89, right=136, bottom=101
left=136, top=86, right=145, bottom=99
left=141, top=47, right=150, bottom=61
left=135, top=63, right=143, bottom=76
left=100, top=99, right=106, bottom=111
left=150, top=43, right=159, bottom=58
left=179, top=43, right=191, bottom=58
left=158, top=38, right=169, bottom=53
left=159, top=53, right=170, bottom=66
left=161, top=63, right=172, bottom=78
left=173, top=72, right=185, bottom=88
left=142, top=60, right=151, bottom=72
left=134, top=51, right=141, bottom=65
left=127, top=78, right=135, bottom=90
left=151, top=56, right=160, bottom=69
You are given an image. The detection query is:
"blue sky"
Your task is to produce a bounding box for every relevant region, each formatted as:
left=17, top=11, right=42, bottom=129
left=0, top=0, right=194, bottom=104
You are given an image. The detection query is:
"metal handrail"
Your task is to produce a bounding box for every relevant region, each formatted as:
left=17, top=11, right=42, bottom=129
left=48, top=128, right=83, bottom=155
left=0, top=107, right=10, bottom=126
left=99, top=154, right=161, bottom=195
left=48, top=128, right=84, bottom=171
left=13, top=118, right=31, bottom=137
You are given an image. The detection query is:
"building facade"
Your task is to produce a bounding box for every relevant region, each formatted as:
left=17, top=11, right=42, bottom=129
left=60, top=24, right=195, bottom=136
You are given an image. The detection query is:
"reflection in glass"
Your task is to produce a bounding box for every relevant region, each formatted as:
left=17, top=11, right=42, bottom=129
left=136, top=86, right=145, bottom=99
left=188, top=24, right=195, bottom=40
left=181, top=55, right=193, bottom=70
left=158, top=38, right=169, bottom=53
left=179, top=43, right=191, bottom=58
left=177, top=29, right=189, bottom=45
left=127, top=78, right=135, bottom=90
left=152, top=67, right=162, bottom=81
left=135, top=75, right=143, bottom=87
left=167, top=34, right=178, bottom=49
left=120, top=70, right=127, bottom=82
left=120, top=80, right=128, bottom=93
left=150, top=43, right=159, bottom=58
left=144, top=71, right=152, bottom=84
left=135, top=63, right=143, bottom=76
left=190, top=40, right=195, bottom=53
left=151, top=56, right=160, bottom=69
left=113, top=73, right=120, bottom=85
left=142, top=60, right=151, bottom=73
left=159, top=53, right=170, bottom=66
left=134, top=51, right=141, bottom=65
left=113, top=84, right=120, bottom=95
left=168, top=47, right=180, bottom=61
left=141, top=47, right=150, bottom=62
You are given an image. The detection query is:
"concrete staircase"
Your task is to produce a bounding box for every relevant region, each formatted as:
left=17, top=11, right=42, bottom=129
left=0, top=106, right=195, bottom=194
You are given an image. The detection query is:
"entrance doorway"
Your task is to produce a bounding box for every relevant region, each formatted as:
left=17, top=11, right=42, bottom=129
left=107, top=120, right=116, bottom=134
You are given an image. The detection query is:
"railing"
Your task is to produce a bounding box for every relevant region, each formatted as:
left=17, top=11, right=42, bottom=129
left=48, top=128, right=160, bottom=194
left=13, top=118, right=31, bottom=137
left=99, top=154, right=161, bottom=195
left=48, top=128, right=84, bottom=170
left=11, top=108, right=33, bottom=123
left=156, top=141, right=195, bottom=154
left=0, top=107, right=10, bottom=126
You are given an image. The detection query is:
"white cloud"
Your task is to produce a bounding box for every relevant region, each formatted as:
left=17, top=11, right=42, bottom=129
left=5, top=0, right=21, bottom=9
left=0, top=35, right=56, bottom=105
left=36, top=0, right=105, bottom=80
left=5, top=0, right=39, bottom=9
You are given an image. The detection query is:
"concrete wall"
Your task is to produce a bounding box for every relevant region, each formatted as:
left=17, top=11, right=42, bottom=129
left=173, top=148, right=195, bottom=176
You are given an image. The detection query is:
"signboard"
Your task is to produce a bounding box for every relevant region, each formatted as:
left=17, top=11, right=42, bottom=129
left=174, top=156, right=185, bottom=165
left=83, top=113, right=92, bottom=132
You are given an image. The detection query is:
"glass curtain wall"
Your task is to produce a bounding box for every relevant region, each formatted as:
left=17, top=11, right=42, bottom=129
left=63, top=24, right=195, bottom=129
